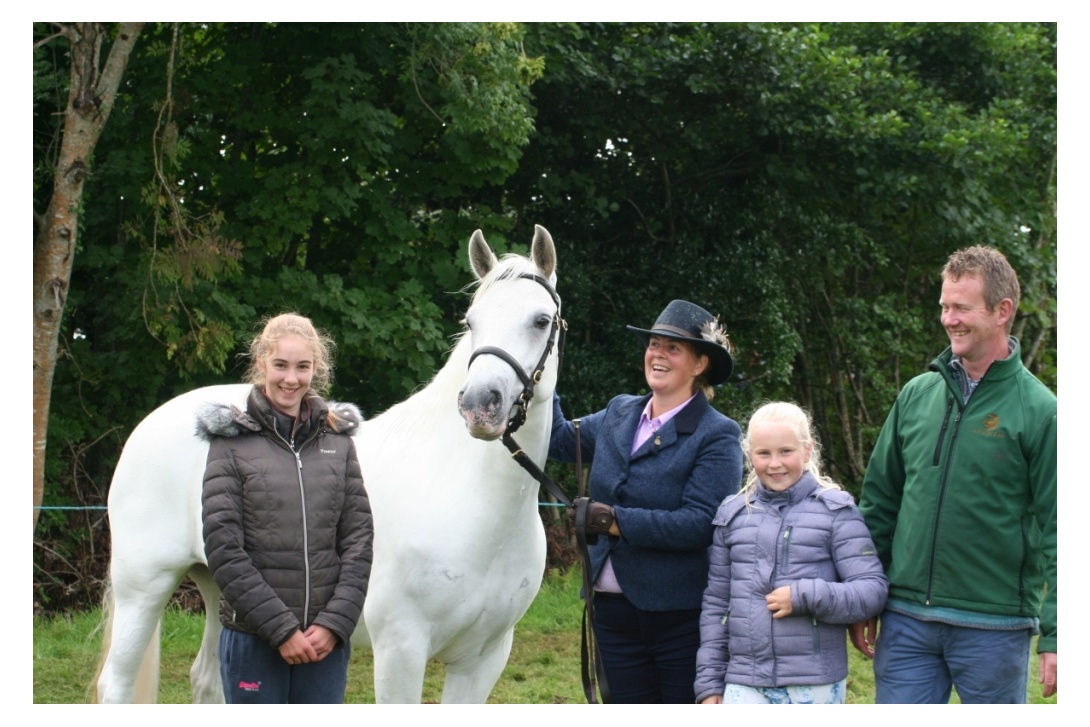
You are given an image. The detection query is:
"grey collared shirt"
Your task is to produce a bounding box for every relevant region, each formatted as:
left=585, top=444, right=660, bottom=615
left=948, top=336, right=1016, bottom=404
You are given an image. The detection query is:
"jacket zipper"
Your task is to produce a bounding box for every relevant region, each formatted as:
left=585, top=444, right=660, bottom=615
left=932, top=399, right=954, bottom=466
left=770, top=523, right=793, bottom=685
left=272, top=417, right=324, bottom=629
left=294, top=448, right=310, bottom=626
left=926, top=397, right=963, bottom=604
left=782, top=526, right=793, bottom=571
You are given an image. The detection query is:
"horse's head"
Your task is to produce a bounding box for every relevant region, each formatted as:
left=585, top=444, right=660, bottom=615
left=457, top=225, right=562, bottom=441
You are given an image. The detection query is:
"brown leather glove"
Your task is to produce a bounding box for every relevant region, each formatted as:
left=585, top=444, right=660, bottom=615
left=570, top=497, right=616, bottom=544
left=585, top=500, right=615, bottom=535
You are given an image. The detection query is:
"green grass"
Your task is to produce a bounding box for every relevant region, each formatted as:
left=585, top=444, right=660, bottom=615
left=34, top=568, right=1056, bottom=704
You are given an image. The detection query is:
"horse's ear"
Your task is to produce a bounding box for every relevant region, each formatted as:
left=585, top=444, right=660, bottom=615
left=531, top=224, right=556, bottom=281
left=469, top=229, right=497, bottom=280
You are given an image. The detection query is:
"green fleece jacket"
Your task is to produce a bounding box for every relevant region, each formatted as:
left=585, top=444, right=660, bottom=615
left=859, top=339, right=1057, bottom=653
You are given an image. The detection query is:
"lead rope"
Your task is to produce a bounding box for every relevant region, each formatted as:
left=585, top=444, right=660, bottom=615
left=497, top=422, right=610, bottom=704
left=574, top=419, right=611, bottom=704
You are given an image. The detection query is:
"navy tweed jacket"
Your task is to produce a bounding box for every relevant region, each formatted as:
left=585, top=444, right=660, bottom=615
left=550, top=390, right=743, bottom=611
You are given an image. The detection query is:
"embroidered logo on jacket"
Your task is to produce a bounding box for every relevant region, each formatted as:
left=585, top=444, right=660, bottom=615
left=972, top=413, right=1006, bottom=439
left=320, top=448, right=337, bottom=454
left=238, top=680, right=261, bottom=692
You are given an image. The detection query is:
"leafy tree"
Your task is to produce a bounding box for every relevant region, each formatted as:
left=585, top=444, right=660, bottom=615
left=34, top=22, right=543, bottom=610
left=507, top=22, right=1055, bottom=491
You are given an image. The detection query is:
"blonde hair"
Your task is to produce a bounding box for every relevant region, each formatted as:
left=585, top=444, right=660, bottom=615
left=244, top=313, right=336, bottom=394
left=740, top=401, right=841, bottom=496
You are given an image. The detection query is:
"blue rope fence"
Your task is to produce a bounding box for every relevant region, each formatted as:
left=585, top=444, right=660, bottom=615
left=35, top=505, right=107, bottom=510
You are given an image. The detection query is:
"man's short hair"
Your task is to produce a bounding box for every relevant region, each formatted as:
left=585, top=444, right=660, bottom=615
left=942, top=246, right=1021, bottom=329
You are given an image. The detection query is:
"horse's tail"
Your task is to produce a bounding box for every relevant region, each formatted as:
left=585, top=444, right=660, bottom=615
left=90, top=580, right=162, bottom=703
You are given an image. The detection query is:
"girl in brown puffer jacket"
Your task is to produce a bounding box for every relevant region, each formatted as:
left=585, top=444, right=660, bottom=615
left=201, top=313, right=372, bottom=703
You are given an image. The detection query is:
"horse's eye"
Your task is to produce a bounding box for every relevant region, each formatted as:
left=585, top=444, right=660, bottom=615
left=461, top=317, right=472, bottom=331
left=535, top=315, right=551, bottom=329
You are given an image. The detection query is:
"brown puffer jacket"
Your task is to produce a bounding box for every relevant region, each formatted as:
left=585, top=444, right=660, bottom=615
left=199, top=386, right=372, bottom=648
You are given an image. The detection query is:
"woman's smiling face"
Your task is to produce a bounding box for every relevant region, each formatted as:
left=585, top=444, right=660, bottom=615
left=259, top=335, right=314, bottom=418
left=643, top=335, right=708, bottom=400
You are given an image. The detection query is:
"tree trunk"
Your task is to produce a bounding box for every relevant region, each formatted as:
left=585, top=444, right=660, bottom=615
left=32, top=23, right=142, bottom=529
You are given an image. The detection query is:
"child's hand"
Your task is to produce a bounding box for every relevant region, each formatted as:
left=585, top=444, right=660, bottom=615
left=766, top=586, right=793, bottom=618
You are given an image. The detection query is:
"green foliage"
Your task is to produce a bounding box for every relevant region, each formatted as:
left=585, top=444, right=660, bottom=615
left=33, top=22, right=1055, bottom=611
left=34, top=22, right=542, bottom=611
left=505, top=22, right=1056, bottom=493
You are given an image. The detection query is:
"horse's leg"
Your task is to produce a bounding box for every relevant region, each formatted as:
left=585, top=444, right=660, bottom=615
left=371, top=634, right=429, bottom=704
left=95, top=566, right=185, bottom=703
left=187, top=564, right=225, bottom=704
left=439, top=627, right=515, bottom=704
left=366, top=595, right=430, bottom=704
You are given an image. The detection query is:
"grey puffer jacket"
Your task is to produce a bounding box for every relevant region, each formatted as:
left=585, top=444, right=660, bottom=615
left=694, top=473, right=887, bottom=700
left=200, top=386, right=372, bottom=649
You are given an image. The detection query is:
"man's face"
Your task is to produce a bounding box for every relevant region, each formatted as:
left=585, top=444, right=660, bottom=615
left=939, top=273, right=1010, bottom=372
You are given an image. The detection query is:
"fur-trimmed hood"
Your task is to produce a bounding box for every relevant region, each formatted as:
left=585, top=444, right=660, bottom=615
left=195, top=388, right=362, bottom=440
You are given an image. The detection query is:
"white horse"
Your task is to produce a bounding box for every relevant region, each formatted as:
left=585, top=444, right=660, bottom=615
left=94, top=225, right=561, bottom=703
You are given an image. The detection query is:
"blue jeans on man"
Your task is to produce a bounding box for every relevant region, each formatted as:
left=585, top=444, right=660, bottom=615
left=874, top=608, right=1033, bottom=703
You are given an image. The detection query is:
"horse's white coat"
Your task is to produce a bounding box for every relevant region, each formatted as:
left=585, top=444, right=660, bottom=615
left=95, top=227, right=559, bottom=703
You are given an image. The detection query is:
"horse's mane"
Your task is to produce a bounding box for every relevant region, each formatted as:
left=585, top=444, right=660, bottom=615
left=364, top=252, right=547, bottom=442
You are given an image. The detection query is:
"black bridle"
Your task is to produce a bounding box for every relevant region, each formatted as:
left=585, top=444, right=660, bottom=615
left=466, top=273, right=570, bottom=506
left=467, top=273, right=566, bottom=441
left=465, top=272, right=610, bottom=704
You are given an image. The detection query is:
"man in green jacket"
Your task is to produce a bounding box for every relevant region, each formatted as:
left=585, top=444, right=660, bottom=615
left=851, top=246, right=1056, bottom=703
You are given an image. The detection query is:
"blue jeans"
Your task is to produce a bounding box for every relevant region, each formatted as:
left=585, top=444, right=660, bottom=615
left=219, top=627, right=351, bottom=703
left=874, top=609, right=1032, bottom=704
left=592, top=592, right=701, bottom=704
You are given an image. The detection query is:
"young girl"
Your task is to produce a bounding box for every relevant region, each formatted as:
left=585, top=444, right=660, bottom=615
left=200, top=313, right=372, bottom=703
left=694, top=402, right=887, bottom=704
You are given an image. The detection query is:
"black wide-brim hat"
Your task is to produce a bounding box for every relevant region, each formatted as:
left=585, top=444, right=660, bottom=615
left=626, top=299, right=734, bottom=386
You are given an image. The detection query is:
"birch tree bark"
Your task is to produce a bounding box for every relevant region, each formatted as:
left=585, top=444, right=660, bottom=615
left=33, top=23, right=142, bottom=528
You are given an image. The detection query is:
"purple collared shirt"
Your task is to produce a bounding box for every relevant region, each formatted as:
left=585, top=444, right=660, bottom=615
left=596, top=392, right=700, bottom=593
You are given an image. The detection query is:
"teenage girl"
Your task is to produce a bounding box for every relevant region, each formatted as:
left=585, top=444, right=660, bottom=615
left=201, top=313, right=372, bottom=703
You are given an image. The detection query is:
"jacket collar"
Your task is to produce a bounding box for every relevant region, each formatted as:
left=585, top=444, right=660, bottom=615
left=755, top=471, right=820, bottom=506
left=195, top=386, right=359, bottom=441
left=931, top=336, right=1022, bottom=388
left=624, top=388, right=710, bottom=459
left=672, top=388, right=710, bottom=434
